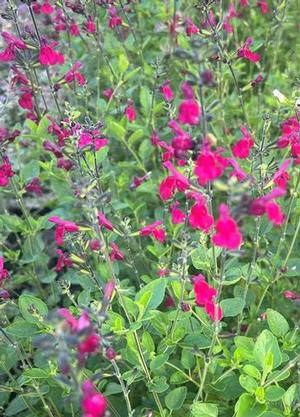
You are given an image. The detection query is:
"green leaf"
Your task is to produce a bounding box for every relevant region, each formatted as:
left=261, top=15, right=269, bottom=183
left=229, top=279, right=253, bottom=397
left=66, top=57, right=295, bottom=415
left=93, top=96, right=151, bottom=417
left=128, top=129, right=143, bottom=146
left=235, top=393, right=267, bottom=417
left=220, top=297, right=245, bottom=317
left=165, top=386, right=187, bottom=410
left=19, top=295, right=48, bottom=323
left=282, top=383, right=297, bottom=408
left=266, top=309, right=289, bottom=337
left=243, top=365, right=261, bottom=381
left=253, top=330, right=282, bottom=370
left=21, top=160, right=40, bottom=183
left=147, top=376, right=169, bottom=393
left=150, top=353, right=169, bottom=371
left=5, top=320, right=39, bottom=338
left=239, top=375, right=258, bottom=393
left=109, top=121, right=126, bottom=140
left=104, top=382, right=123, bottom=396
left=124, top=67, right=141, bottom=81
left=118, top=54, right=129, bottom=73
left=190, top=402, right=218, bottom=417
left=265, top=386, right=285, bottom=402
left=191, top=246, right=210, bottom=271
left=23, top=368, right=50, bottom=379
left=135, top=278, right=166, bottom=311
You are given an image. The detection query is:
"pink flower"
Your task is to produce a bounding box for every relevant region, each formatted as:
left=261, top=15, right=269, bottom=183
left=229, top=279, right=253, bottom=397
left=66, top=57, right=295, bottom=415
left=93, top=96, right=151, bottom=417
left=193, top=275, right=222, bottom=321
left=232, top=127, right=255, bottom=159
left=194, top=147, right=228, bottom=186
left=0, top=161, right=14, bottom=187
left=41, top=0, right=54, bottom=14
left=170, top=202, right=185, bottom=224
left=257, top=0, right=269, bottom=14
left=104, top=281, right=115, bottom=302
left=273, top=159, right=292, bottom=189
left=129, top=173, right=150, bottom=190
left=65, top=62, right=86, bottom=86
left=125, top=104, right=136, bottom=122
left=238, top=37, right=261, bottom=63
left=78, top=132, right=108, bottom=151
left=55, top=249, right=73, bottom=272
left=159, top=161, right=190, bottom=200
left=240, top=0, right=249, bottom=6
left=85, top=17, right=96, bottom=34
left=18, top=91, right=33, bottom=110
left=228, top=158, right=248, bottom=182
left=178, top=100, right=200, bottom=125
left=39, top=43, right=64, bottom=66
left=81, top=380, right=107, bottom=417
left=140, top=221, right=166, bottom=242
left=212, top=204, right=243, bottom=250
left=0, top=256, right=9, bottom=285
left=70, top=22, right=80, bottom=36
left=78, top=333, right=100, bottom=357
left=250, top=187, right=286, bottom=226
left=48, top=216, right=79, bottom=246
left=265, top=201, right=285, bottom=226
left=109, top=242, right=125, bottom=261
left=97, top=212, right=114, bottom=231
left=251, top=74, right=264, bottom=88
left=0, top=45, right=16, bottom=62
left=185, top=17, right=199, bottom=36
left=189, top=200, right=214, bottom=232
left=283, top=290, right=300, bottom=301
left=25, top=177, right=43, bottom=195
left=168, top=120, right=193, bottom=151
left=160, top=80, right=174, bottom=101
left=90, top=239, right=101, bottom=251
left=108, top=7, right=122, bottom=28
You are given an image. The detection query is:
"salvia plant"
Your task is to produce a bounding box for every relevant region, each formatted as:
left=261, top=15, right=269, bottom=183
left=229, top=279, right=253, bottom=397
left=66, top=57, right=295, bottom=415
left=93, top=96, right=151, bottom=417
left=0, top=0, right=299, bottom=416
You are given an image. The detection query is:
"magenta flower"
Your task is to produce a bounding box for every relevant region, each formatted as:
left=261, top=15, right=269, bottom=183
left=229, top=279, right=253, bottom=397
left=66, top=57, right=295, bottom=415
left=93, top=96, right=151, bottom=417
left=232, top=127, right=255, bottom=159
left=160, top=80, right=174, bottom=101
left=212, top=204, right=243, bottom=250
left=0, top=161, right=14, bottom=187
left=25, top=177, right=43, bottom=195
left=194, top=147, right=228, bottom=186
left=81, top=380, right=107, bottom=417
left=189, top=201, right=214, bottom=232
left=238, top=37, right=261, bottom=63
left=40, top=0, right=54, bottom=14
left=97, top=212, right=114, bottom=231
left=125, top=104, right=136, bottom=122
left=48, top=216, right=79, bottom=246
left=193, top=275, right=222, bottom=321
left=109, top=242, right=125, bottom=261
left=140, top=221, right=166, bottom=242
left=170, top=202, right=186, bottom=224
left=39, top=43, right=64, bottom=66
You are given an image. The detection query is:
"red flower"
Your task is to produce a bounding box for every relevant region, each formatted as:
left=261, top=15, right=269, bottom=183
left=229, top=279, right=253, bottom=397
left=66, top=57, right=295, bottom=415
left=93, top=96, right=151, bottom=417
left=108, top=7, right=122, bottom=28
left=70, top=22, right=80, bottom=36
left=178, top=100, right=200, bottom=125
left=65, top=62, right=86, bottom=86
left=212, top=204, right=243, bottom=250
left=160, top=80, right=174, bottom=101
left=193, top=275, right=223, bottom=321
left=189, top=200, right=214, bottom=232
left=39, top=43, right=64, bottom=66
left=90, top=239, right=101, bottom=251
left=238, top=37, right=261, bottom=63
left=194, top=147, right=228, bottom=186
left=265, top=202, right=285, bottom=226
left=25, top=177, right=43, bottom=195
left=232, top=127, right=255, bottom=159
left=97, top=212, right=114, bottom=231
left=40, top=0, right=54, bottom=14
left=0, top=32, right=26, bottom=63
left=283, top=290, right=300, bottom=301
left=185, top=17, right=199, bottom=36
left=18, top=91, right=33, bottom=110
left=109, top=242, right=125, bottom=261
left=55, top=249, right=73, bottom=272
left=48, top=216, right=79, bottom=246
left=170, top=202, right=186, bottom=224
left=168, top=120, right=193, bottom=151
left=273, top=159, right=292, bottom=189
left=0, top=161, right=14, bottom=187
left=250, top=187, right=286, bottom=226
left=228, top=158, right=248, bottom=182
left=85, top=17, right=96, bottom=34
left=0, top=256, right=9, bottom=285
left=140, top=221, right=166, bottom=242
left=125, top=104, right=136, bottom=122
left=129, top=173, right=150, bottom=190
left=159, top=161, right=190, bottom=201
left=79, top=132, right=108, bottom=151
left=81, top=380, right=107, bottom=417
left=257, top=0, right=269, bottom=14
left=78, top=333, right=100, bottom=357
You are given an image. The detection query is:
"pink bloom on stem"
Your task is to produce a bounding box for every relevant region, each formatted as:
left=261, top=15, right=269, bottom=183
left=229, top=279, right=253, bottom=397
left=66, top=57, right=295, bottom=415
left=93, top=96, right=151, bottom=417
left=97, top=212, right=114, bottom=231
left=251, top=73, right=264, bottom=88
left=240, top=0, right=249, bottom=6
left=78, top=333, right=100, bottom=357
left=55, top=249, right=73, bottom=272
left=168, top=120, right=193, bottom=151
left=159, top=161, right=190, bottom=201
left=125, top=104, right=136, bottom=122
left=70, top=22, right=80, bottom=36
left=265, top=201, right=285, bottom=226
left=2, top=31, right=26, bottom=49
left=283, top=290, right=300, bottom=301
left=228, top=158, right=248, bottom=182
left=273, top=159, right=292, bottom=189
left=160, top=80, right=174, bottom=101
left=78, top=132, right=108, bottom=151
left=109, top=242, right=125, bottom=261
left=193, top=275, right=222, bottom=321
left=104, top=281, right=115, bottom=302
left=48, top=216, right=79, bottom=246
left=189, top=200, right=214, bottom=232
left=41, top=0, right=54, bottom=14
left=0, top=45, right=16, bottom=62
left=140, top=221, right=166, bottom=242
left=178, top=97, right=200, bottom=125
left=185, top=17, right=199, bottom=36
left=212, top=204, right=243, bottom=250
left=39, top=43, right=64, bottom=66
left=25, top=177, right=42, bottom=195
left=18, top=91, right=33, bottom=110
left=232, top=127, right=255, bottom=159
left=238, top=37, right=261, bottom=63
left=194, top=147, right=228, bottom=186
left=85, top=17, right=96, bottom=34
left=129, top=173, right=150, bottom=190
left=65, top=62, right=86, bottom=86
left=108, top=7, right=122, bottom=28
left=170, top=201, right=186, bottom=224
left=0, top=161, right=14, bottom=187
left=257, top=0, right=269, bottom=14
left=81, top=380, right=107, bottom=417
left=249, top=187, right=286, bottom=224
left=0, top=256, right=9, bottom=284
left=90, top=239, right=101, bottom=251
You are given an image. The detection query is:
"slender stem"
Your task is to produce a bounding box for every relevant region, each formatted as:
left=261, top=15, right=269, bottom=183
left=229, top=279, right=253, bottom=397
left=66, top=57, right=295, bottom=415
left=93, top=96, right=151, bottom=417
left=111, top=359, right=134, bottom=417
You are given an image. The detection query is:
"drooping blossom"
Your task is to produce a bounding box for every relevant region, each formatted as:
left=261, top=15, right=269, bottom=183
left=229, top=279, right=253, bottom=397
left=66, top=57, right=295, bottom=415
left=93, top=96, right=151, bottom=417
left=0, top=257, right=9, bottom=285
left=228, top=158, right=248, bottom=182
left=43, top=140, right=63, bottom=158
left=48, top=216, right=79, bottom=246
left=129, top=173, right=150, bottom=190
left=85, top=17, right=96, bottom=34
left=57, top=158, right=74, bottom=171
left=140, top=221, right=166, bottom=242
left=0, top=161, right=14, bottom=187
left=249, top=187, right=286, bottom=225
left=194, top=147, right=228, bottom=186
left=202, top=10, right=217, bottom=29
left=90, top=239, right=101, bottom=251
left=251, top=74, right=264, bottom=88
left=170, top=201, right=186, bottom=224
left=70, top=22, right=80, bottom=36
left=65, top=62, right=86, bottom=86
left=277, top=116, right=300, bottom=157
left=97, top=212, right=114, bottom=231
left=81, top=380, right=107, bottom=417
left=257, top=0, right=269, bottom=14
left=178, top=82, right=201, bottom=125
left=11, top=66, right=29, bottom=86
left=232, top=127, right=255, bottom=159
left=25, top=177, right=43, bottom=195
left=18, top=91, right=34, bottom=111
left=159, top=161, right=190, bottom=201
left=193, top=274, right=222, bottom=321
left=237, top=37, right=261, bottom=63
left=212, top=204, right=243, bottom=250
left=185, top=17, right=199, bottom=36
left=273, top=159, right=292, bottom=189
left=188, top=198, right=214, bottom=232
left=283, top=290, right=300, bottom=301
left=160, top=80, right=174, bottom=101
left=55, top=249, right=73, bottom=272
left=125, top=104, right=136, bottom=122
left=108, top=7, right=123, bottom=28
left=0, top=31, right=27, bottom=63
left=40, top=0, right=54, bottom=14
left=39, top=43, right=64, bottom=66
left=168, top=120, right=194, bottom=151
left=109, top=242, right=125, bottom=261
left=78, top=132, right=108, bottom=151
left=104, top=281, right=115, bottom=302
